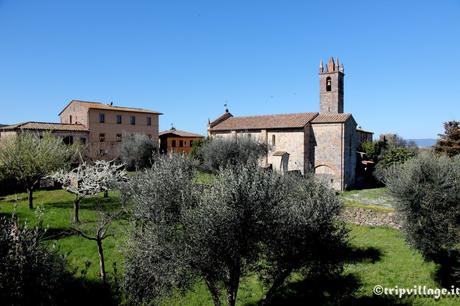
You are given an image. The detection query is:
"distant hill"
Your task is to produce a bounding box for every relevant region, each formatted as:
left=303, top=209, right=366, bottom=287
left=407, top=138, right=437, bottom=148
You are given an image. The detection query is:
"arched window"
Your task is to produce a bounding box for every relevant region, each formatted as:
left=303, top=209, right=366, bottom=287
left=326, top=77, right=332, bottom=92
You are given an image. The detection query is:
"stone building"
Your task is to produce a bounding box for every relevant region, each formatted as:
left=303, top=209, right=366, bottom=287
left=208, top=58, right=369, bottom=191
left=0, top=122, right=89, bottom=144
left=159, top=127, right=204, bottom=154
left=59, top=100, right=161, bottom=159
left=0, top=100, right=162, bottom=161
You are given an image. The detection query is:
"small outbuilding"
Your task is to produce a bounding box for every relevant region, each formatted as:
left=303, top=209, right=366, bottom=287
left=159, top=127, right=204, bottom=154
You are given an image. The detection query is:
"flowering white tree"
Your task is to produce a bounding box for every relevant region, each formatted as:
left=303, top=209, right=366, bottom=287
left=51, top=161, right=127, bottom=223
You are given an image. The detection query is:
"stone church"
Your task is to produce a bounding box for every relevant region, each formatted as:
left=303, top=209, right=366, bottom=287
left=208, top=58, right=371, bottom=191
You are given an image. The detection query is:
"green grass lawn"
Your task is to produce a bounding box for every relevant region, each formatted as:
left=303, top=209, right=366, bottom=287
left=340, top=188, right=395, bottom=212
left=1, top=188, right=458, bottom=305
left=0, top=189, right=127, bottom=280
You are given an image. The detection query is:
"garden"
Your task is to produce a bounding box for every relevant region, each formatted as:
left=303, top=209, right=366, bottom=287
left=0, top=126, right=459, bottom=306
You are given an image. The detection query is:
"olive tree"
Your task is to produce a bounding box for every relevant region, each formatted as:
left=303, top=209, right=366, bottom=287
left=123, top=156, right=348, bottom=306
left=120, top=132, right=157, bottom=170
left=385, top=152, right=460, bottom=285
left=0, top=216, right=70, bottom=305
left=123, top=154, right=197, bottom=303
left=197, top=136, right=268, bottom=172
left=51, top=160, right=127, bottom=223
left=0, top=132, right=78, bottom=209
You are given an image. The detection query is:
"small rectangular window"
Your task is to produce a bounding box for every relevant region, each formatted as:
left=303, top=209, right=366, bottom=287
left=148, top=134, right=152, bottom=139
left=130, top=116, right=136, bottom=125
left=99, top=113, right=105, bottom=123
left=80, top=137, right=86, bottom=145
left=69, top=115, right=73, bottom=124
left=116, top=115, right=122, bottom=124
left=147, top=117, right=152, bottom=126
left=63, top=136, right=73, bottom=145
left=99, top=133, right=105, bottom=142
left=179, top=140, right=183, bottom=147
left=172, top=140, right=176, bottom=147
left=116, top=134, right=122, bottom=142
left=190, top=140, right=194, bottom=147
left=272, top=135, right=276, bottom=146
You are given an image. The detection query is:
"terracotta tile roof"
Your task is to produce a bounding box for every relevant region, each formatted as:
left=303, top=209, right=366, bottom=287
left=0, top=122, right=89, bottom=132
left=311, top=113, right=352, bottom=123
left=209, top=112, right=319, bottom=131
left=209, top=111, right=233, bottom=128
left=159, top=128, right=204, bottom=138
left=59, top=100, right=162, bottom=115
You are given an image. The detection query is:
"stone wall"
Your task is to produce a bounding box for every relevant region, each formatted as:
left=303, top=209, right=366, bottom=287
left=343, top=119, right=358, bottom=189
left=311, top=122, right=344, bottom=190
left=266, top=129, right=305, bottom=173
left=319, top=71, right=344, bottom=114
left=211, top=129, right=306, bottom=173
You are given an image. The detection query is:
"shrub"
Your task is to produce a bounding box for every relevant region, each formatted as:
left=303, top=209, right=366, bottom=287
left=434, top=120, right=460, bottom=157
left=359, top=141, right=379, bottom=160
left=0, top=216, right=71, bottom=305
left=384, top=152, right=460, bottom=285
left=198, top=136, right=268, bottom=172
left=374, top=146, right=417, bottom=183
left=119, top=132, right=157, bottom=170
left=190, top=137, right=206, bottom=160
left=123, top=157, right=348, bottom=306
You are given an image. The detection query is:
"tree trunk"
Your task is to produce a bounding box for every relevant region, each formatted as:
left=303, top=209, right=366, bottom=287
left=205, top=279, right=222, bottom=306
left=73, top=197, right=81, bottom=223
left=226, top=259, right=241, bottom=306
left=97, top=238, right=106, bottom=282
left=27, top=187, right=34, bottom=209
left=103, top=190, right=108, bottom=198
left=261, top=269, right=291, bottom=306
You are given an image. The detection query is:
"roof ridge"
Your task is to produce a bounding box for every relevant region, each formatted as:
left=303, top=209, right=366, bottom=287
left=26, top=121, right=85, bottom=126
left=228, top=112, right=318, bottom=119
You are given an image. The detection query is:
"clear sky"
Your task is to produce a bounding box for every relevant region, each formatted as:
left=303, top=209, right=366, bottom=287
left=0, top=0, right=459, bottom=139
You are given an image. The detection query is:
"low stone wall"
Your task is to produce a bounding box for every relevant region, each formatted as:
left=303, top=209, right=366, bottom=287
left=342, top=207, right=401, bottom=229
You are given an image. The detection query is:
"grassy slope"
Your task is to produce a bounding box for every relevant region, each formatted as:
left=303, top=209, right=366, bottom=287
left=0, top=188, right=458, bottom=305
left=340, top=188, right=395, bottom=211
left=0, top=189, right=127, bottom=280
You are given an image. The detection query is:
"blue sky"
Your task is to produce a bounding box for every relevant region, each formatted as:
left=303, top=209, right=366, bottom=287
left=0, top=0, right=459, bottom=139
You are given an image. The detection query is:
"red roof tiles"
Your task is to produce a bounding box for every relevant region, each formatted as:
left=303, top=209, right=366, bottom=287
left=209, top=112, right=319, bottom=131
left=0, top=122, right=89, bottom=132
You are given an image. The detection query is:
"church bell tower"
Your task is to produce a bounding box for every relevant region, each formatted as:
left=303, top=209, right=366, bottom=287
left=319, top=57, right=344, bottom=114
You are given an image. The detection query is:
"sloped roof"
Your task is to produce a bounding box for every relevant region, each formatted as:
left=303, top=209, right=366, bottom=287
left=159, top=128, right=204, bottom=138
left=311, top=113, right=352, bottom=123
left=0, top=122, right=89, bottom=132
left=209, top=111, right=233, bottom=128
left=59, top=100, right=162, bottom=115
left=356, top=127, right=373, bottom=134
left=209, top=112, right=319, bottom=131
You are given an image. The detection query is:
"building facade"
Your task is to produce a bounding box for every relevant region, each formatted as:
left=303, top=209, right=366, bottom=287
left=208, top=58, right=367, bottom=191
left=0, top=122, right=89, bottom=143
left=0, top=100, right=161, bottom=161
left=159, top=127, right=204, bottom=154
left=59, top=100, right=161, bottom=160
